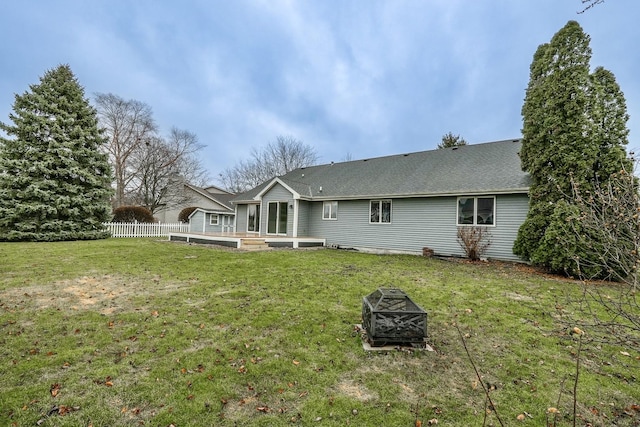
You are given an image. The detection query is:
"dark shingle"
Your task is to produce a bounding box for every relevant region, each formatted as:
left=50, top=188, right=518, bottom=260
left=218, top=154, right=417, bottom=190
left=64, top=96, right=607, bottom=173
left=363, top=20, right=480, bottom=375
left=233, top=139, right=529, bottom=202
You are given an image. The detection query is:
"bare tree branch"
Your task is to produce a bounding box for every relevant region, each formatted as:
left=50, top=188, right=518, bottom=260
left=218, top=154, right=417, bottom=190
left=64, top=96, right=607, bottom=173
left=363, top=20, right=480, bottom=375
left=218, top=135, right=318, bottom=193
left=128, top=128, right=208, bottom=213
left=95, top=93, right=157, bottom=207
left=555, top=161, right=640, bottom=351
left=578, top=0, right=605, bottom=14
left=457, top=226, right=491, bottom=260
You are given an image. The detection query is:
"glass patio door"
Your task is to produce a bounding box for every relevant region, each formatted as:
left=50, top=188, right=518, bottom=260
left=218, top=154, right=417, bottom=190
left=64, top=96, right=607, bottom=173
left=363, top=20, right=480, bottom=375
left=267, top=202, right=288, bottom=235
left=247, top=204, right=260, bottom=232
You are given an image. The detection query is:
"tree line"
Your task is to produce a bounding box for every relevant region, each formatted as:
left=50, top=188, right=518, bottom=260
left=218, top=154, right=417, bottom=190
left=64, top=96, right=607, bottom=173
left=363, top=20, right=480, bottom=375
left=0, top=64, right=321, bottom=240
left=94, top=92, right=208, bottom=212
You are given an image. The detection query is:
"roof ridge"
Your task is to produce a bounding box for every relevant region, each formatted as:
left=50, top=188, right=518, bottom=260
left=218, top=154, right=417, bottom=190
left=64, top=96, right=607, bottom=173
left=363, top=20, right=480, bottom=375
left=233, top=138, right=528, bottom=202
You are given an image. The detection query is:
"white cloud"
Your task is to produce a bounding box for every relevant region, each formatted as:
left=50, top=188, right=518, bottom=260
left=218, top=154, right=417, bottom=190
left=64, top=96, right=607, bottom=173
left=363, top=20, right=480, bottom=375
left=1, top=0, right=639, bottom=179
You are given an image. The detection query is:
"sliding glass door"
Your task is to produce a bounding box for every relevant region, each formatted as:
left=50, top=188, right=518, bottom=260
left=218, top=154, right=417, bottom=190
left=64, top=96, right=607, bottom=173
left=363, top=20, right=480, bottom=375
left=247, top=204, right=260, bottom=232
left=267, top=202, right=288, bottom=235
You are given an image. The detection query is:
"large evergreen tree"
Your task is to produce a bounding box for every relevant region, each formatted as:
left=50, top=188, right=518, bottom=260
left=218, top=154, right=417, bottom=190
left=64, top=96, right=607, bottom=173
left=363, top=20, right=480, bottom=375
left=0, top=65, right=113, bottom=241
left=513, top=21, right=632, bottom=276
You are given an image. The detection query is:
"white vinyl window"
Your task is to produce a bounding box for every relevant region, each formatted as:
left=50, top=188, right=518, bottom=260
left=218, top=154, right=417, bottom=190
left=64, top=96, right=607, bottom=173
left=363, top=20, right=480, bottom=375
left=209, top=214, right=219, bottom=225
left=457, top=196, right=495, bottom=226
left=323, top=201, right=338, bottom=220
left=370, top=200, right=392, bottom=223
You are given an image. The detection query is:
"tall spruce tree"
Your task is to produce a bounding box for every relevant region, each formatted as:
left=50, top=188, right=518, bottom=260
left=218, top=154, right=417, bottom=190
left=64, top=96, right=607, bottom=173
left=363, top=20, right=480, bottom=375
left=513, top=21, right=632, bottom=276
left=0, top=65, right=113, bottom=241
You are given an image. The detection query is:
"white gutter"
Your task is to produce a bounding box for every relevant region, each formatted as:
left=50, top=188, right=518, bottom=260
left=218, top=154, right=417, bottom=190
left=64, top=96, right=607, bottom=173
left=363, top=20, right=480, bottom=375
left=296, top=188, right=530, bottom=201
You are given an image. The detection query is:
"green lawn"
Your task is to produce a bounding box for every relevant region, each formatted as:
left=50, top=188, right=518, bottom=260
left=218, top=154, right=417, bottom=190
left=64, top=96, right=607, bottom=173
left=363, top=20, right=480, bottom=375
left=0, top=239, right=638, bottom=426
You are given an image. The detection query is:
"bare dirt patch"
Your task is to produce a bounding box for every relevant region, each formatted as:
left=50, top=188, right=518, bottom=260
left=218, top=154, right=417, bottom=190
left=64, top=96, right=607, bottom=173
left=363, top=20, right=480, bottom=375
left=2, top=274, right=187, bottom=315
left=335, top=379, right=378, bottom=402
left=504, top=291, right=535, bottom=302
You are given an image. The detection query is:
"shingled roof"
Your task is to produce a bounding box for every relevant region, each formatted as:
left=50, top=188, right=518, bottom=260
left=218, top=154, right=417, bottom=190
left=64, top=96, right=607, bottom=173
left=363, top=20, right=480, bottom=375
left=185, top=183, right=235, bottom=211
left=233, top=139, right=530, bottom=203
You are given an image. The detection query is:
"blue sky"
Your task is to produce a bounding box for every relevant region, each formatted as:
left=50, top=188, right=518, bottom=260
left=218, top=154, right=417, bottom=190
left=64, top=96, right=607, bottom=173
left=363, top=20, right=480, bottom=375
left=1, top=1, right=638, bottom=185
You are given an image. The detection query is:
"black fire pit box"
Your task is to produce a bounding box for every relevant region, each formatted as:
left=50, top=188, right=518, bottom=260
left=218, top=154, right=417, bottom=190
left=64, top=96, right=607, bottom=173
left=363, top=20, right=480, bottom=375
left=362, top=288, right=427, bottom=346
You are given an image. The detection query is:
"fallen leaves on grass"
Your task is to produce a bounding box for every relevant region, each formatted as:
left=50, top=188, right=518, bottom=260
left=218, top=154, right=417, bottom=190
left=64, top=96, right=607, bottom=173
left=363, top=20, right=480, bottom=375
left=624, top=404, right=640, bottom=417
left=94, top=376, right=114, bottom=387
left=36, top=405, right=80, bottom=425
left=49, top=383, right=61, bottom=397
left=570, top=326, right=584, bottom=336
left=517, top=412, right=533, bottom=420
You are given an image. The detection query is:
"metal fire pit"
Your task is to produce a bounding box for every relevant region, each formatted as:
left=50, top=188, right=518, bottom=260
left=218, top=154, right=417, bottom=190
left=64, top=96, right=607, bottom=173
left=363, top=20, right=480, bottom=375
left=362, top=288, right=427, bottom=346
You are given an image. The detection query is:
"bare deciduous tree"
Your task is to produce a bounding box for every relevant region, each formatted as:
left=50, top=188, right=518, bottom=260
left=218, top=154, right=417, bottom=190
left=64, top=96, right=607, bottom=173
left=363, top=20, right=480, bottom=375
left=129, top=128, right=208, bottom=214
left=557, top=161, right=640, bottom=352
left=219, top=135, right=318, bottom=193
left=95, top=93, right=157, bottom=207
left=96, top=94, right=209, bottom=213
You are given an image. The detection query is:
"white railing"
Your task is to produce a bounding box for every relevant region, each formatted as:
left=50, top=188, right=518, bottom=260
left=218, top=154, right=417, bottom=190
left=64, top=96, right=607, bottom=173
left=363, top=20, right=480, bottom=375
left=103, top=221, right=190, bottom=238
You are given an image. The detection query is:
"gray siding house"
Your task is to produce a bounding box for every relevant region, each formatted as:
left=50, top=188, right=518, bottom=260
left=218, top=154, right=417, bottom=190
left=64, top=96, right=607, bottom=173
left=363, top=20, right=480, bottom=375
left=187, top=206, right=236, bottom=234
left=155, top=183, right=235, bottom=224
left=231, top=139, right=531, bottom=261
left=183, top=185, right=236, bottom=234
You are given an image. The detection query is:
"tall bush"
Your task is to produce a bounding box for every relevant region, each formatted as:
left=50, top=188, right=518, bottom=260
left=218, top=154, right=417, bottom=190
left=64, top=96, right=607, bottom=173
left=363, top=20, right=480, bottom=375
left=513, top=21, right=632, bottom=276
left=112, top=206, right=155, bottom=223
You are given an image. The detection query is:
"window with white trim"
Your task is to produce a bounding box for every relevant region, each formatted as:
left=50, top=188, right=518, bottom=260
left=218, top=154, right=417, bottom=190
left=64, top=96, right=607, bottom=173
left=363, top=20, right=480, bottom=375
left=322, top=201, right=338, bottom=220
left=209, top=214, right=219, bottom=225
left=457, top=196, right=495, bottom=226
left=370, top=200, right=392, bottom=223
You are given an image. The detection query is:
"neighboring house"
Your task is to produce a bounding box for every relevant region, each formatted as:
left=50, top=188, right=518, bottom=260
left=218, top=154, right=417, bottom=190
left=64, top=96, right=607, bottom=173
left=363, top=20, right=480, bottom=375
left=155, top=183, right=235, bottom=229
left=231, top=139, right=531, bottom=261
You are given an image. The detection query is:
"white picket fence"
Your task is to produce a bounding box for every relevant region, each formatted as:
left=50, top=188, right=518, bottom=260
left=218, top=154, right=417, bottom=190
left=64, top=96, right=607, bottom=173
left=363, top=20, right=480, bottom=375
left=103, top=221, right=190, bottom=238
